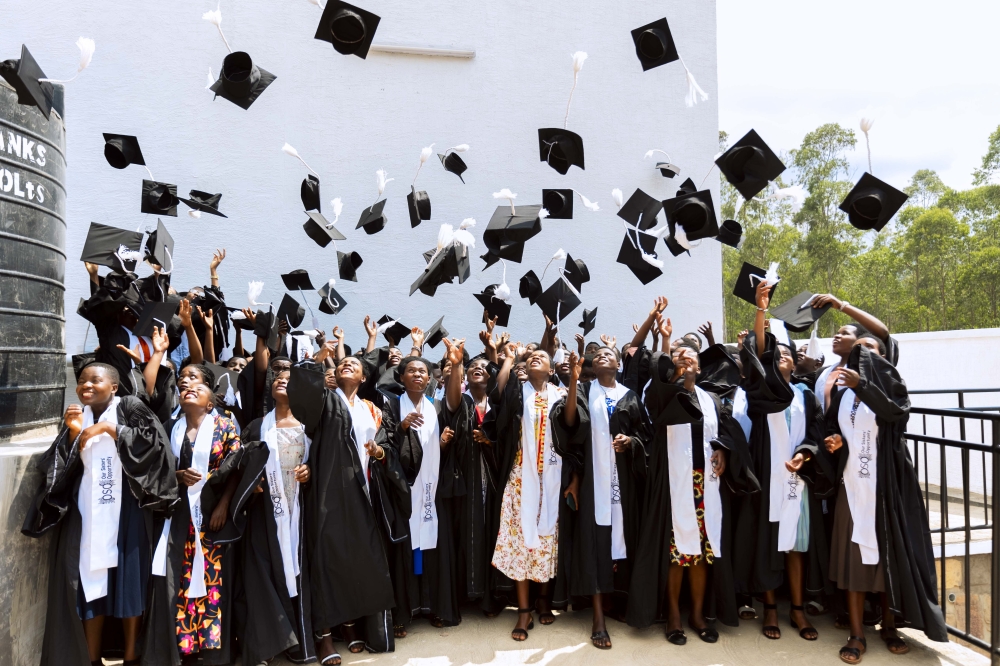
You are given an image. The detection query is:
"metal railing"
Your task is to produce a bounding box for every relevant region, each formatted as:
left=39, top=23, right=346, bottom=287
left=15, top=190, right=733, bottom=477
left=905, top=388, right=1000, bottom=663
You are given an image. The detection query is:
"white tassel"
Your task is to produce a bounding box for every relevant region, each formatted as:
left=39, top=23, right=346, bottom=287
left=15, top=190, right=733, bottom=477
left=375, top=168, right=393, bottom=197
left=645, top=149, right=671, bottom=161
left=413, top=143, right=435, bottom=185
left=673, top=225, right=692, bottom=250
left=39, top=36, right=96, bottom=83
left=764, top=261, right=780, bottom=286
left=282, top=143, right=321, bottom=178
left=806, top=324, right=822, bottom=359
left=188, top=209, right=202, bottom=219
left=453, top=219, right=476, bottom=249
left=307, top=0, right=326, bottom=7
left=611, top=188, right=624, bottom=210
left=205, top=68, right=215, bottom=88
left=222, top=378, right=236, bottom=407
left=377, top=318, right=396, bottom=334
left=329, top=197, right=343, bottom=226
left=541, top=248, right=567, bottom=280
left=323, top=279, right=339, bottom=312
left=769, top=184, right=807, bottom=208
left=575, top=191, right=600, bottom=212
left=564, top=51, right=588, bottom=129
left=114, top=245, right=141, bottom=267
left=860, top=117, right=874, bottom=173
left=493, top=188, right=517, bottom=215
left=446, top=144, right=470, bottom=154
left=641, top=251, right=664, bottom=269
left=495, top=260, right=511, bottom=301
left=539, top=208, right=550, bottom=220
left=437, top=224, right=456, bottom=249
left=203, top=4, right=232, bottom=53
left=248, top=280, right=265, bottom=307
left=679, top=56, right=708, bottom=107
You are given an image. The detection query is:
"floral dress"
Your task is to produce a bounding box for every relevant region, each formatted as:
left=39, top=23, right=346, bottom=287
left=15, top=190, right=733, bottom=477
left=175, top=416, right=241, bottom=655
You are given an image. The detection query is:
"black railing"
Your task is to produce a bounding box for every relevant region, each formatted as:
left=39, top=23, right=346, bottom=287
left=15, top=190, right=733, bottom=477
left=905, top=388, right=1000, bottom=664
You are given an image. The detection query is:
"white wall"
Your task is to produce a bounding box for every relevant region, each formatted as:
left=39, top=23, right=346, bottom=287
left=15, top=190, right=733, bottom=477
left=2, top=0, right=721, bottom=355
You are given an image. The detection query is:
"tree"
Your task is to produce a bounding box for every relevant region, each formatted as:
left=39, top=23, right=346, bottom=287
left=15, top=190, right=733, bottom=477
left=972, top=124, right=1000, bottom=186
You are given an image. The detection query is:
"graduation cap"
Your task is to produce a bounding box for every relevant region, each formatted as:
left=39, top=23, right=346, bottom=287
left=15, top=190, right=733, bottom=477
left=438, top=149, right=468, bottom=182
left=716, top=219, right=742, bottom=248
left=337, top=251, right=363, bottom=281
left=102, top=133, right=145, bottom=169
left=303, top=211, right=347, bottom=247
left=519, top=270, right=543, bottom=304
left=288, top=365, right=327, bottom=432
left=377, top=315, right=410, bottom=344
left=301, top=175, right=321, bottom=212
left=356, top=199, right=387, bottom=235
left=542, top=189, right=573, bottom=219
left=537, top=129, right=585, bottom=175
left=277, top=293, right=306, bottom=329
left=254, top=309, right=281, bottom=350
left=663, top=178, right=719, bottom=241
left=410, top=229, right=473, bottom=297
left=229, top=308, right=255, bottom=331
left=0, top=45, right=54, bottom=119
left=715, top=129, right=786, bottom=200
left=214, top=366, right=241, bottom=406
left=618, top=188, right=663, bottom=231
left=407, top=186, right=431, bottom=227
left=616, top=232, right=663, bottom=285
left=179, top=190, right=227, bottom=218
left=770, top=291, right=833, bottom=333
left=631, top=17, right=679, bottom=71
left=579, top=307, right=597, bottom=335
left=141, top=179, right=178, bottom=216
left=483, top=204, right=544, bottom=262
left=425, top=316, right=448, bottom=348
left=80, top=222, right=145, bottom=271
left=134, top=300, right=178, bottom=338
left=839, top=172, right=908, bottom=232
left=280, top=269, right=314, bottom=291
left=145, top=218, right=174, bottom=269
left=535, top=277, right=581, bottom=323
left=474, top=285, right=512, bottom=327
left=208, top=51, right=276, bottom=110
left=656, top=162, right=681, bottom=178
left=732, top=261, right=778, bottom=306
left=317, top=280, right=347, bottom=315
left=563, top=254, right=590, bottom=292
left=314, top=0, right=381, bottom=58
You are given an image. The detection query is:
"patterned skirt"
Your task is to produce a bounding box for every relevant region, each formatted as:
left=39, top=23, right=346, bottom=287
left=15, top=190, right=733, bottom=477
left=492, top=460, right=558, bottom=582
left=175, top=524, right=225, bottom=655
left=669, top=469, right=716, bottom=567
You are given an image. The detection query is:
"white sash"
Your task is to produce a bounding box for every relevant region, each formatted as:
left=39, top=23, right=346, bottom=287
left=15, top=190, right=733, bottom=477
left=519, top=383, right=564, bottom=549
left=768, top=385, right=808, bottom=552
left=665, top=386, right=723, bottom=557
left=588, top=379, right=627, bottom=560
left=838, top=389, right=880, bottom=565
left=336, top=388, right=376, bottom=495
left=731, top=387, right=752, bottom=441
left=402, top=393, right=441, bottom=551
left=815, top=364, right=837, bottom=413
left=77, top=397, right=123, bottom=602
left=261, top=410, right=312, bottom=598
left=123, top=326, right=153, bottom=365
left=152, top=414, right=215, bottom=597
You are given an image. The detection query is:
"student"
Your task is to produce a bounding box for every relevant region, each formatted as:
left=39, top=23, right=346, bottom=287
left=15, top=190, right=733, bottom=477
left=23, top=363, right=178, bottom=666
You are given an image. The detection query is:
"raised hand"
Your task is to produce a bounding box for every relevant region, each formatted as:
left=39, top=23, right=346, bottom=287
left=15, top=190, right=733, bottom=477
left=152, top=326, right=169, bottom=354
left=698, top=321, right=715, bottom=346
left=332, top=326, right=344, bottom=341
left=364, top=315, right=377, bottom=338
left=443, top=337, right=465, bottom=366
left=812, top=294, right=843, bottom=311
left=241, top=307, right=257, bottom=326
left=649, top=296, right=668, bottom=316
left=410, top=327, right=425, bottom=350
left=600, top=334, right=616, bottom=349
left=178, top=299, right=193, bottom=328
left=568, top=351, right=583, bottom=383
left=736, top=329, right=748, bottom=350
left=116, top=343, right=143, bottom=365
left=197, top=305, right=214, bottom=328
left=64, top=404, right=84, bottom=441
left=655, top=314, right=672, bottom=339
left=755, top=279, right=771, bottom=311
left=574, top=332, right=586, bottom=356
left=485, top=314, right=498, bottom=336
left=210, top=248, right=226, bottom=272
left=479, top=330, right=496, bottom=351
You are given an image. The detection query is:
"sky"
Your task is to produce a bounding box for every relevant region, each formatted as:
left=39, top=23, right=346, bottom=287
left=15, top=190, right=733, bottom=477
left=716, top=0, right=1000, bottom=191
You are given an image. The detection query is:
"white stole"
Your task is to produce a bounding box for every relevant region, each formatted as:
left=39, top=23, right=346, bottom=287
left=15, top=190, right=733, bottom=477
left=838, top=389, right=880, bottom=565
left=768, top=384, right=808, bottom=552
left=731, top=387, right=752, bottom=441
left=337, top=388, right=376, bottom=495
left=77, top=397, right=122, bottom=602
left=152, top=414, right=216, bottom=597
left=666, top=386, right=723, bottom=558
left=519, top=382, right=564, bottom=549
left=815, top=364, right=838, bottom=413
left=588, top=379, right=627, bottom=560
left=402, top=393, right=441, bottom=551
left=261, top=410, right=312, bottom=597
left=123, top=326, right=153, bottom=365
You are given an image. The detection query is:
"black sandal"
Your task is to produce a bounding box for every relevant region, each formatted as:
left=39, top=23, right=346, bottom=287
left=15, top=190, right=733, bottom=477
left=880, top=628, right=909, bottom=654
left=762, top=603, right=780, bottom=639
left=535, top=598, right=555, bottom=625
left=511, top=608, right=534, bottom=641
left=393, top=624, right=407, bottom=639
left=689, top=623, right=719, bottom=643
left=789, top=604, right=818, bottom=640
left=665, top=628, right=687, bottom=645
left=839, top=635, right=867, bottom=664
left=591, top=629, right=612, bottom=649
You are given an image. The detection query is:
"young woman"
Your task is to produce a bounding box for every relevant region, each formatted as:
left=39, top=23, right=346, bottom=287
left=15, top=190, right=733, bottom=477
left=557, top=347, right=648, bottom=650
left=23, top=363, right=178, bottom=666
left=489, top=343, right=584, bottom=642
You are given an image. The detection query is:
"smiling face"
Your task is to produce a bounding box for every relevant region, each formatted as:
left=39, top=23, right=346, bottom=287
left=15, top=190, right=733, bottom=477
left=514, top=361, right=528, bottom=381
left=387, top=347, right=402, bottom=368
left=77, top=366, right=118, bottom=407
left=592, top=347, right=619, bottom=373
left=777, top=344, right=795, bottom=376
left=832, top=324, right=861, bottom=357
left=401, top=359, right=430, bottom=393
left=335, top=356, right=366, bottom=388
left=178, top=366, right=214, bottom=413
left=467, top=359, right=490, bottom=389
left=526, top=350, right=552, bottom=382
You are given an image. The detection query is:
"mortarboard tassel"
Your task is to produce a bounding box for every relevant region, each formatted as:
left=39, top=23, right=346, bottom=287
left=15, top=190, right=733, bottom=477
left=203, top=4, right=233, bottom=54
left=188, top=209, right=202, bottom=219
left=769, top=184, right=807, bottom=208
left=444, top=144, right=470, bottom=155
left=205, top=68, right=215, bottom=89
left=493, top=188, right=517, bottom=216
left=322, top=279, right=340, bottom=313
left=860, top=118, right=874, bottom=173
left=282, top=143, right=321, bottom=178
left=114, top=245, right=141, bottom=271
left=541, top=248, right=567, bottom=281
left=328, top=197, right=343, bottom=226
left=677, top=55, right=708, bottom=107
left=247, top=280, right=265, bottom=308
left=495, top=260, right=511, bottom=301
left=563, top=51, right=588, bottom=129
left=453, top=218, right=476, bottom=249
left=806, top=323, right=822, bottom=360
left=611, top=188, right=624, bottom=210
left=372, top=169, right=393, bottom=210
left=574, top=191, right=600, bottom=212
left=763, top=261, right=780, bottom=286
left=39, top=37, right=96, bottom=84
left=413, top=144, right=435, bottom=186
left=306, top=0, right=326, bottom=8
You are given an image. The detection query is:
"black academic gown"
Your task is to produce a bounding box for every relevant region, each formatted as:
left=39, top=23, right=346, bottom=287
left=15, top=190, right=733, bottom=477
left=733, top=333, right=834, bottom=596
left=825, top=345, right=947, bottom=641
left=551, top=381, right=648, bottom=603
left=232, top=419, right=314, bottom=665
left=77, top=284, right=145, bottom=398
left=625, top=349, right=759, bottom=629
left=22, top=397, right=179, bottom=666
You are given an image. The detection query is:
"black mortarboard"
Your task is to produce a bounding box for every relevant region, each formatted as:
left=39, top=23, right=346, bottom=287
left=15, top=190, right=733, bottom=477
left=317, top=280, right=348, bottom=315
left=537, top=129, right=585, bottom=175
left=314, top=0, right=381, bottom=59
left=145, top=218, right=175, bottom=269
left=542, top=189, right=573, bottom=219
left=281, top=269, right=314, bottom=291
left=484, top=205, right=543, bottom=262
left=141, top=179, right=178, bottom=216
left=303, top=211, right=347, bottom=247
left=663, top=234, right=689, bottom=257
left=663, top=183, right=719, bottom=241
left=277, top=293, right=306, bottom=329
left=254, top=309, right=281, bottom=350
left=378, top=316, right=410, bottom=344
left=410, top=242, right=471, bottom=297
left=519, top=270, right=543, bottom=304
left=474, top=286, right=512, bottom=327
left=72, top=352, right=97, bottom=381
left=631, top=17, right=679, bottom=71
left=715, top=129, right=786, bottom=200
left=179, top=190, right=227, bottom=218
left=288, top=365, right=327, bottom=432
left=337, top=251, right=363, bottom=281
left=770, top=291, right=833, bottom=333
left=616, top=231, right=664, bottom=285
left=564, top=254, right=590, bottom=292
left=407, top=186, right=431, bottom=227
left=301, top=175, right=320, bottom=212
left=716, top=219, right=742, bottom=248
left=80, top=222, right=145, bottom=271
left=134, top=300, right=178, bottom=338
left=0, top=45, right=54, bottom=119
left=229, top=308, right=255, bottom=330
left=103, top=133, right=145, bottom=169
left=656, top=162, right=681, bottom=178
left=356, top=199, right=387, bottom=235
left=618, top=188, right=663, bottom=231
left=425, top=316, right=448, bottom=348
left=438, top=151, right=467, bottom=182
left=732, top=261, right=778, bottom=306
left=536, top=278, right=581, bottom=323
left=208, top=51, right=276, bottom=109
left=579, top=307, right=597, bottom=335
left=839, top=172, right=908, bottom=232
left=698, top=344, right=741, bottom=390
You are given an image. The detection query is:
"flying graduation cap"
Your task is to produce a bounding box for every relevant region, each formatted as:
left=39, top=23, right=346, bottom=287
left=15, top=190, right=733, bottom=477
left=204, top=6, right=274, bottom=109
left=314, top=0, right=381, bottom=59
left=563, top=254, right=590, bottom=292
left=630, top=16, right=707, bottom=106
left=103, top=134, right=145, bottom=170
left=663, top=177, right=719, bottom=251
left=732, top=261, right=779, bottom=306
left=303, top=210, right=346, bottom=247
left=614, top=188, right=667, bottom=284
left=408, top=144, right=435, bottom=227
left=179, top=190, right=227, bottom=218
left=134, top=300, right=179, bottom=339
left=579, top=307, right=597, bottom=335
left=542, top=189, right=573, bottom=219
left=281, top=269, right=314, bottom=291
left=356, top=169, right=391, bottom=234
left=475, top=284, right=512, bottom=327
left=302, top=175, right=321, bottom=211
left=839, top=172, right=908, bottom=232
left=141, top=179, right=178, bottom=216
left=536, top=277, right=581, bottom=323
left=519, top=270, right=543, bottom=305
left=438, top=144, right=470, bottom=182
left=317, top=279, right=347, bottom=315
left=770, top=291, right=833, bottom=333
left=80, top=222, right=145, bottom=271
left=715, top=129, right=786, bottom=200
left=538, top=52, right=588, bottom=175
left=145, top=218, right=175, bottom=269
left=0, top=45, right=55, bottom=119
left=645, top=149, right=681, bottom=178
left=410, top=220, right=475, bottom=297
left=277, top=293, right=306, bottom=329
left=377, top=315, right=410, bottom=345
left=483, top=189, right=545, bottom=265
left=425, top=316, right=448, bottom=348
left=337, top=250, right=363, bottom=282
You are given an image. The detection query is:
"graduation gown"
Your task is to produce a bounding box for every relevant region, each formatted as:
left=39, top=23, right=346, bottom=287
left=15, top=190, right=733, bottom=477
left=458, top=390, right=500, bottom=609
left=825, top=345, right=947, bottom=641
left=733, top=332, right=834, bottom=596
left=22, top=397, right=179, bottom=666
left=625, top=349, right=758, bottom=629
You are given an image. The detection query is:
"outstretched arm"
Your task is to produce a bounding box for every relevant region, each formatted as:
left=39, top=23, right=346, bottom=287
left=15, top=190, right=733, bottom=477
left=630, top=296, right=668, bottom=350
left=209, top=248, right=225, bottom=289
left=443, top=338, right=465, bottom=412
left=563, top=352, right=583, bottom=427
left=812, top=294, right=889, bottom=343
left=754, top=280, right=771, bottom=356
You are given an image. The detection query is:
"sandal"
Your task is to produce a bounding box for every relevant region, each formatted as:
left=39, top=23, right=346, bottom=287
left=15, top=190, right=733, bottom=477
left=393, top=624, right=407, bottom=639
left=319, top=653, right=341, bottom=665
left=665, top=628, right=687, bottom=645
left=689, top=622, right=719, bottom=644
left=511, top=608, right=534, bottom=641
left=880, top=628, right=909, bottom=655
left=789, top=604, right=818, bottom=641
left=535, top=598, right=555, bottom=625
left=805, top=600, right=826, bottom=616
left=762, top=603, right=781, bottom=640
left=839, top=635, right=867, bottom=664
left=591, top=629, right=612, bottom=649
left=738, top=603, right=758, bottom=620
left=430, top=616, right=446, bottom=628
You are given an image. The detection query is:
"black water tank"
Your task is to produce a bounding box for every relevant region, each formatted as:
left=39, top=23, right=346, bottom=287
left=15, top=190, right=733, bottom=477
left=0, top=81, right=67, bottom=441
